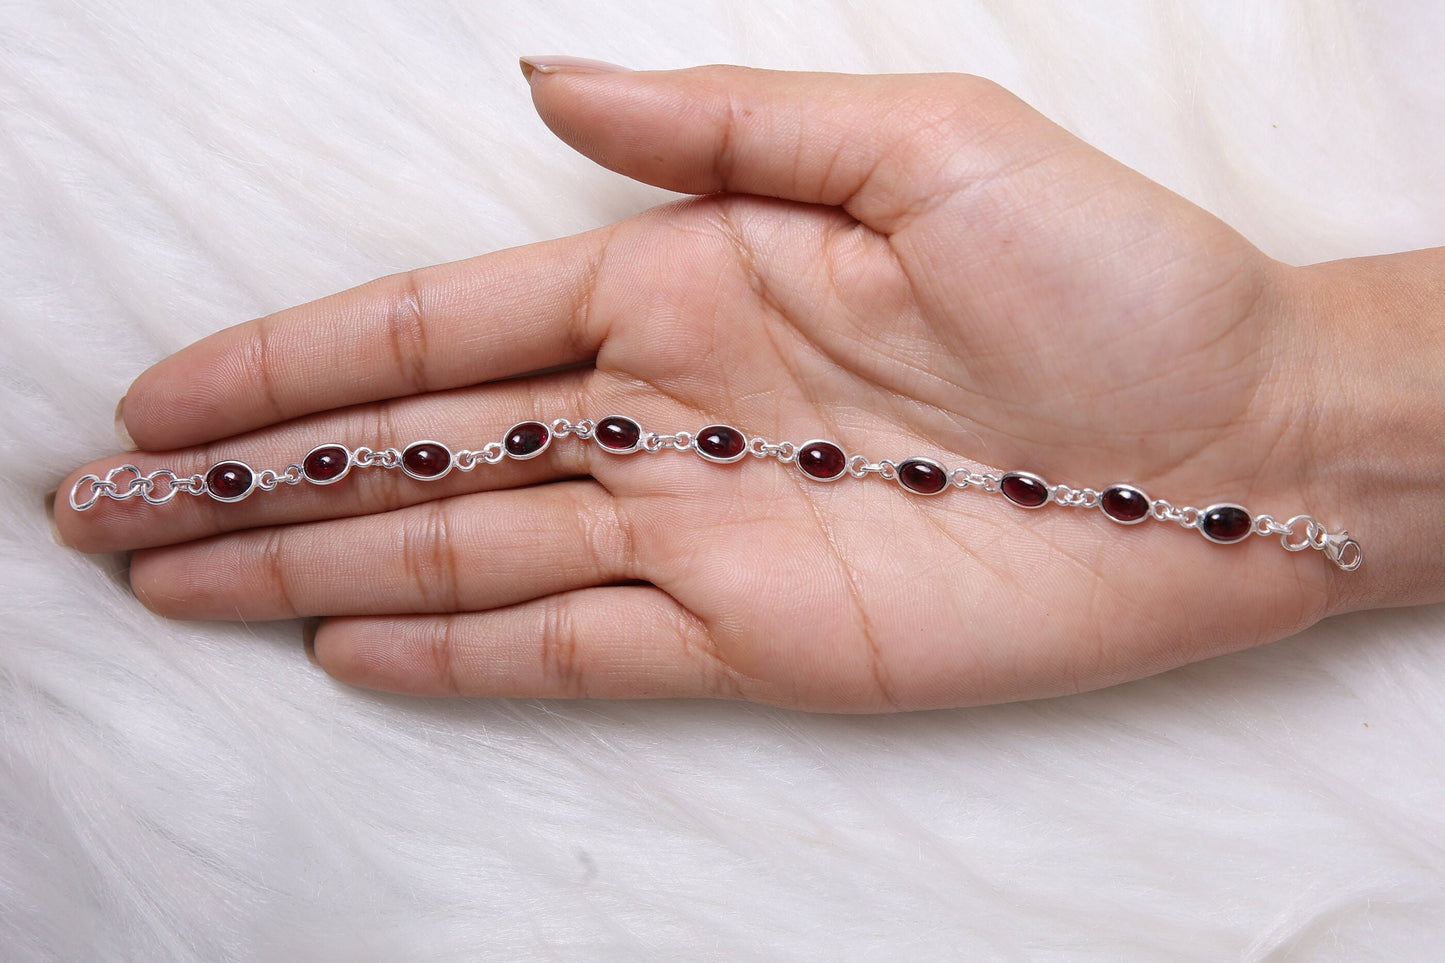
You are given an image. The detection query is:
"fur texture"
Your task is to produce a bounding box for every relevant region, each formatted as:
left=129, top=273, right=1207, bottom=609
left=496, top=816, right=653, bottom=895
left=3, top=1, right=1442, bottom=958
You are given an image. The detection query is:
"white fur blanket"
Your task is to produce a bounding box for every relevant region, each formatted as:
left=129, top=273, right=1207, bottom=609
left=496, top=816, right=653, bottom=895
left=4, top=1, right=1443, bottom=958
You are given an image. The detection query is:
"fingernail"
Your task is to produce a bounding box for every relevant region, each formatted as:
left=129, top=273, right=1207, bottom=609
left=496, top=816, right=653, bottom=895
left=44, top=489, right=69, bottom=548
left=519, top=56, right=630, bottom=82
left=114, top=397, right=138, bottom=451
left=302, top=619, right=320, bottom=665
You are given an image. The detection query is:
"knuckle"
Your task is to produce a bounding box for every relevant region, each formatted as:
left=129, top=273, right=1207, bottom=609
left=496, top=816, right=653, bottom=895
left=577, top=492, right=638, bottom=581
left=384, top=269, right=431, bottom=394
left=243, top=316, right=285, bottom=422
left=369, top=404, right=410, bottom=512
left=711, top=87, right=741, bottom=189
left=527, top=375, right=594, bottom=472
left=567, top=231, right=610, bottom=358
left=401, top=501, right=462, bottom=612
left=423, top=619, right=462, bottom=696
left=258, top=527, right=302, bottom=618
left=537, top=598, right=587, bottom=697
left=566, top=376, right=614, bottom=478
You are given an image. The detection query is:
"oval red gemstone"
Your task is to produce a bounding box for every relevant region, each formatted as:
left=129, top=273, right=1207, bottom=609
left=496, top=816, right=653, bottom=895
left=303, top=445, right=350, bottom=483
left=1000, top=472, right=1050, bottom=508
left=504, top=421, right=550, bottom=459
left=1200, top=505, right=1252, bottom=544
left=797, top=441, right=846, bottom=481
left=402, top=442, right=451, bottom=479
left=1101, top=485, right=1149, bottom=523
left=595, top=416, right=641, bottom=452
left=205, top=461, right=254, bottom=501
left=696, top=425, right=745, bottom=462
left=897, top=458, right=948, bottom=495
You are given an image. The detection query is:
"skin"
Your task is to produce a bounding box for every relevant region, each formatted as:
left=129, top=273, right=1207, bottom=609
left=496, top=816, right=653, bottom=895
left=55, top=65, right=1445, bottom=712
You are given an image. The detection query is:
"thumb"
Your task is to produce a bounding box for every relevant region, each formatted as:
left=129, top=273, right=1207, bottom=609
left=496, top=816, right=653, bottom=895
left=520, top=59, right=1049, bottom=233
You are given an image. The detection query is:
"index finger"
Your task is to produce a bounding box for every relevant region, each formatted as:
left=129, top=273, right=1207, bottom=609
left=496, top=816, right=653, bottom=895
left=120, top=227, right=614, bottom=451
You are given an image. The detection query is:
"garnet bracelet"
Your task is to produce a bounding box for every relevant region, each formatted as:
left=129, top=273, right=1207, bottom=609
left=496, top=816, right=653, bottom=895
left=69, top=415, right=1363, bottom=571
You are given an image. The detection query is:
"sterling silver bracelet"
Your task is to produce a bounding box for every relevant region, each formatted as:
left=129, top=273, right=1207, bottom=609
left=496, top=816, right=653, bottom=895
left=69, top=415, right=1363, bottom=571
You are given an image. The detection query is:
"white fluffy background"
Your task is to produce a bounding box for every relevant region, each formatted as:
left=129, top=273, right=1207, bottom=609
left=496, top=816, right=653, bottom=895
left=3, top=1, right=1443, bottom=959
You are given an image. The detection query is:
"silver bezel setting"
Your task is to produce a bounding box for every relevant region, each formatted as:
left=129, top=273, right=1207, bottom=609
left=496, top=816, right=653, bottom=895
left=896, top=456, right=949, bottom=496
left=693, top=425, right=749, bottom=464
left=1198, top=503, right=1253, bottom=544
left=1100, top=484, right=1150, bottom=525
left=796, top=439, right=848, bottom=482
left=1000, top=471, right=1051, bottom=509
left=594, top=414, right=643, bottom=455
left=302, top=444, right=352, bottom=486
left=400, top=440, right=454, bottom=481
left=503, top=421, right=553, bottom=461
left=204, top=461, right=257, bottom=503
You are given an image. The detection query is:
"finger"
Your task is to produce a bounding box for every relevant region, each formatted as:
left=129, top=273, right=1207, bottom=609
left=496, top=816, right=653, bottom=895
left=57, top=368, right=599, bottom=553
left=120, top=227, right=614, bottom=451
left=526, top=64, right=1046, bottom=233
left=311, top=586, right=761, bottom=702
left=128, top=481, right=641, bottom=620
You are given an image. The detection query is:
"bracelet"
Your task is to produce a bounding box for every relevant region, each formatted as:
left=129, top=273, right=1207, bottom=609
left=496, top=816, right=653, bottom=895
left=69, top=415, right=1363, bottom=571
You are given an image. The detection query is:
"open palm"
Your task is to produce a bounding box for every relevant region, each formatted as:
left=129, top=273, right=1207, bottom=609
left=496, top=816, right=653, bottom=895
left=60, top=67, right=1340, bottom=711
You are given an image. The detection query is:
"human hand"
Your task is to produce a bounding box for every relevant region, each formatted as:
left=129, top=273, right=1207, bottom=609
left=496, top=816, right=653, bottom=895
left=55, top=63, right=1439, bottom=711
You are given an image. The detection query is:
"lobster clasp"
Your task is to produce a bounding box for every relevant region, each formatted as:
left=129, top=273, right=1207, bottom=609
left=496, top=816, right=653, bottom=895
left=1324, top=534, right=1363, bottom=572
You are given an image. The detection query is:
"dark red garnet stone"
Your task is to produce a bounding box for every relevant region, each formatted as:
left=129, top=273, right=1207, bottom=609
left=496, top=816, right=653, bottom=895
left=797, top=441, right=846, bottom=481
left=206, top=462, right=253, bottom=501
left=696, top=425, right=745, bottom=462
left=1000, top=472, right=1050, bottom=508
left=504, top=421, right=550, bottom=458
left=303, top=445, right=350, bottom=483
left=1101, top=485, right=1149, bottom=523
left=897, top=458, right=948, bottom=495
left=596, top=416, right=642, bottom=452
left=402, top=442, right=451, bottom=478
left=1201, top=505, right=1252, bottom=544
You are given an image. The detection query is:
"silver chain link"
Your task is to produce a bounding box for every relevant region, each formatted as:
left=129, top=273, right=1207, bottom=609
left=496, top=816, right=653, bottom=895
left=550, top=418, right=594, bottom=439
left=847, top=455, right=897, bottom=479
left=747, top=437, right=797, bottom=463
left=950, top=470, right=1000, bottom=493
left=642, top=431, right=694, bottom=453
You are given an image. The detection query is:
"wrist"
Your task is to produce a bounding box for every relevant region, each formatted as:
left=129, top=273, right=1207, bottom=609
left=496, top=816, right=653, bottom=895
left=1280, top=248, right=1445, bottom=615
